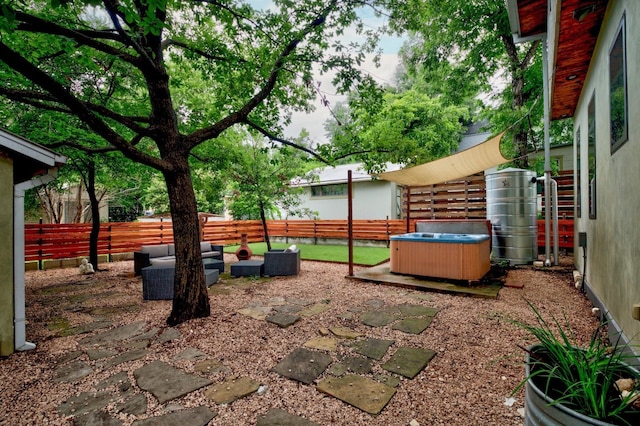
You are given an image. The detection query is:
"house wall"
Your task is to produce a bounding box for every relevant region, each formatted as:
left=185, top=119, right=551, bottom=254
left=294, top=180, right=399, bottom=220
left=573, top=0, right=640, bottom=346
left=0, top=153, right=14, bottom=355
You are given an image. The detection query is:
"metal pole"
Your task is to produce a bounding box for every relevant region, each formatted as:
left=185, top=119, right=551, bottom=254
left=542, top=34, right=552, bottom=266
left=348, top=170, right=353, bottom=277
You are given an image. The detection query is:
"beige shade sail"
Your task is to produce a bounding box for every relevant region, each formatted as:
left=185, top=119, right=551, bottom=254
left=376, top=132, right=510, bottom=186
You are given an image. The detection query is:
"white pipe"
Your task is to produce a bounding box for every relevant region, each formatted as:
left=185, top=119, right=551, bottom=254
left=536, top=175, right=559, bottom=266
left=551, top=178, right=559, bottom=265
left=542, top=34, right=552, bottom=267
left=14, top=168, right=58, bottom=351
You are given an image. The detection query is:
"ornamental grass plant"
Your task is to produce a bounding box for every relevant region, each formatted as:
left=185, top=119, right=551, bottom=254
left=512, top=301, right=640, bottom=425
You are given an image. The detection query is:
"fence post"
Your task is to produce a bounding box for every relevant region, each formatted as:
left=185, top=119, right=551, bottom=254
left=107, top=224, right=112, bottom=262
left=38, top=218, right=43, bottom=270
left=314, top=220, right=318, bottom=245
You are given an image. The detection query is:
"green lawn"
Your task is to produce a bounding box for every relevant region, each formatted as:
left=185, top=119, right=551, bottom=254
left=224, top=242, right=390, bottom=266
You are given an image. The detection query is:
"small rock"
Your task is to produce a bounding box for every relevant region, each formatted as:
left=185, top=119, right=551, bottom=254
left=409, top=420, right=420, bottom=426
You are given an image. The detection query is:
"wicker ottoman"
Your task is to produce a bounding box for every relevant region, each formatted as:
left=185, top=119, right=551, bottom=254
left=203, top=258, right=225, bottom=273
left=142, top=266, right=219, bottom=300
left=230, top=260, right=264, bottom=277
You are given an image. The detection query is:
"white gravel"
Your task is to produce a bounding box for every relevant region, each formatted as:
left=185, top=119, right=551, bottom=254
left=0, top=254, right=599, bottom=425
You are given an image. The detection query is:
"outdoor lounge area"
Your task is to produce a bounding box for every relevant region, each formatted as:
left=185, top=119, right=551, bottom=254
left=133, top=242, right=223, bottom=276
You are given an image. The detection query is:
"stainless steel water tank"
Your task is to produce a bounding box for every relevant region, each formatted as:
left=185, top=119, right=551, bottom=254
left=486, top=168, right=537, bottom=265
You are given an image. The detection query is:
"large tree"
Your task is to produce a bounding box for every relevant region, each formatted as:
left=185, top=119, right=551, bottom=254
left=399, top=0, right=542, bottom=168
left=0, top=0, right=401, bottom=325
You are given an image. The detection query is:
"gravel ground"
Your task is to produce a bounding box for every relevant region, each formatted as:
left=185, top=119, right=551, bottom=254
left=0, top=254, right=599, bottom=425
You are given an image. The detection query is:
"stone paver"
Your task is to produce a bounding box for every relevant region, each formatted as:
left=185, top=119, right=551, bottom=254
left=194, top=359, right=230, bottom=374
left=359, top=310, right=399, bottom=327
left=271, top=348, right=333, bottom=384
left=341, top=355, right=373, bottom=374
left=351, top=338, right=394, bottom=360
left=79, top=321, right=147, bottom=346
left=116, top=394, right=147, bottom=415
left=382, top=347, right=436, bottom=379
left=303, top=336, right=338, bottom=352
left=57, top=391, right=116, bottom=417
left=392, top=317, right=434, bottom=334
left=95, top=371, right=130, bottom=391
left=134, top=361, right=212, bottom=404
left=274, top=304, right=303, bottom=315
left=173, top=347, right=208, bottom=361
left=329, top=326, right=364, bottom=339
left=237, top=306, right=273, bottom=320
left=266, top=312, right=300, bottom=328
left=396, top=303, right=439, bottom=317
left=256, top=408, right=320, bottom=426
left=87, top=348, right=118, bottom=361
left=204, top=376, right=261, bottom=404
left=316, top=374, right=396, bottom=415
left=53, top=360, right=93, bottom=383
left=72, top=409, right=122, bottom=426
left=131, top=406, right=216, bottom=426
left=299, top=302, right=331, bottom=317
left=157, top=327, right=180, bottom=343
left=103, top=349, right=148, bottom=368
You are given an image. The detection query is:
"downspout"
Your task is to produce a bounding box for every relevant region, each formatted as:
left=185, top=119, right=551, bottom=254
left=536, top=175, right=559, bottom=265
left=542, top=33, right=553, bottom=266
left=14, top=168, right=59, bottom=351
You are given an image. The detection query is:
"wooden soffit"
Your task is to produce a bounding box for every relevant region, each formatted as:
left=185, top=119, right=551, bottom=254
left=510, top=0, right=608, bottom=120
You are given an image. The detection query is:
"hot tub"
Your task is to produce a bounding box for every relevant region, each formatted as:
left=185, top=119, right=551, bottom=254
left=390, top=233, right=490, bottom=281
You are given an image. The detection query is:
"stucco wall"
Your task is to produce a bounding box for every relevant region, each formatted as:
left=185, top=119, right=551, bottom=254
left=573, top=0, right=640, bottom=345
left=293, top=180, right=399, bottom=220
left=0, top=153, right=14, bottom=355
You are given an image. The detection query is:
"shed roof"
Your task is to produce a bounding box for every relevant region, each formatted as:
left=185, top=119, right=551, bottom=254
left=0, top=128, right=67, bottom=181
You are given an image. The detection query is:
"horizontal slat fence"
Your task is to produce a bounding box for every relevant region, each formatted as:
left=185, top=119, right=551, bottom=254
left=404, top=174, right=487, bottom=219
left=24, top=218, right=572, bottom=264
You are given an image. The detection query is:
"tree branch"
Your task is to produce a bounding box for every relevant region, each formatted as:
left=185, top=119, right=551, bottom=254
left=244, top=119, right=330, bottom=164
left=185, top=0, right=339, bottom=147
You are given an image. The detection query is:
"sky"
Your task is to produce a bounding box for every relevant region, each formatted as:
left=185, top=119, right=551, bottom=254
left=248, top=0, right=404, bottom=145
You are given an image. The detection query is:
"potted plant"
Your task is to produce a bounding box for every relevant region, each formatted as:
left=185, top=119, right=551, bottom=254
left=512, top=301, right=640, bottom=425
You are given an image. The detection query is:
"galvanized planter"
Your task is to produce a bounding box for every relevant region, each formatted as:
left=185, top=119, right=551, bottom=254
left=524, top=345, right=639, bottom=426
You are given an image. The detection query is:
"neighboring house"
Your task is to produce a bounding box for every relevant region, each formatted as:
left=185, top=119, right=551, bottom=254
left=528, top=143, right=574, bottom=172
left=0, top=129, right=66, bottom=356
left=289, top=163, right=402, bottom=220
left=507, top=1, right=640, bottom=347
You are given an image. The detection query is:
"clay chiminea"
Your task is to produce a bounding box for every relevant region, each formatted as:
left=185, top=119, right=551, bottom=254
left=235, top=233, right=252, bottom=260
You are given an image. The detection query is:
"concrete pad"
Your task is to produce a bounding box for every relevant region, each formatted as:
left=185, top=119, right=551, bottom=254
left=53, top=360, right=93, bottom=383
left=316, top=374, right=396, bottom=415
left=271, top=348, right=333, bottom=384
left=382, top=347, right=436, bottom=379
left=57, top=391, right=115, bottom=416
left=72, top=410, right=122, bottom=426
left=392, top=317, right=434, bottom=334
left=303, top=336, right=338, bottom=352
left=265, top=312, right=300, bottom=328
left=256, top=408, right=320, bottom=426
left=131, top=406, right=216, bottom=426
left=351, top=338, right=394, bottom=360
left=299, top=302, right=331, bottom=317
left=134, top=361, right=213, bottom=404
left=204, top=376, right=261, bottom=404
left=329, top=326, right=364, bottom=339
left=79, top=321, right=147, bottom=346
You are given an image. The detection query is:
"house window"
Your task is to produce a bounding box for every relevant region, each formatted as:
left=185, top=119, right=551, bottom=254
left=588, top=94, right=597, bottom=219
left=610, top=14, right=628, bottom=153
left=311, top=183, right=348, bottom=197
left=575, top=127, right=581, bottom=218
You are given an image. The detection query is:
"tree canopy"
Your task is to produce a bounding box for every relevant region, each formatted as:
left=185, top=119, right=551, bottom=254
left=0, top=0, right=407, bottom=325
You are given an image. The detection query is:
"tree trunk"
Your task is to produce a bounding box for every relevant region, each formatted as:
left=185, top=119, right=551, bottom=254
left=84, top=159, right=101, bottom=270
left=259, top=200, right=272, bottom=251
left=165, top=161, right=210, bottom=326
left=512, top=72, right=530, bottom=169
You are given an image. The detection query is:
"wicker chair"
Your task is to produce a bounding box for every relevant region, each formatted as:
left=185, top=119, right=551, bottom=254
left=264, top=248, right=300, bottom=276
